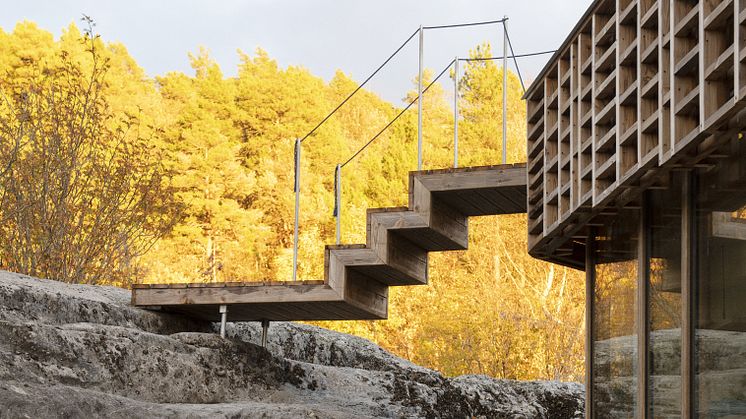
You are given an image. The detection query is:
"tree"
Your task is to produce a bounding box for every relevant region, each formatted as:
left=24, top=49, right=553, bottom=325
left=459, top=43, right=526, bottom=165
left=140, top=48, right=270, bottom=283
left=323, top=45, right=585, bottom=382
left=0, top=18, right=181, bottom=285
left=0, top=21, right=587, bottom=381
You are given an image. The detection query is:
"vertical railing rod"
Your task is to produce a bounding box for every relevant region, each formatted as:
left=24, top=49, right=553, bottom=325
left=293, top=138, right=301, bottom=282
left=334, top=164, right=342, bottom=245
left=453, top=56, right=459, bottom=168
left=417, top=24, right=424, bottom=171
left=502, top=17, right=509, bottom=164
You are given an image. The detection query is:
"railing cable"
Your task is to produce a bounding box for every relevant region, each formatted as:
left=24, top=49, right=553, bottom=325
left=340, top=58, right=456, bottom=168
left=331, top=19, right=558, bottom=245
left=422, top=18, right=507, bottom=30
left=504, top=26, right=528, bottom=94
left=457, top=51, right=556, bottom=62
left=299, top=28, right=420, bottom=144
left=297, top=20, right=547, bottom=146
left=337, top=50, right=557, bottom=169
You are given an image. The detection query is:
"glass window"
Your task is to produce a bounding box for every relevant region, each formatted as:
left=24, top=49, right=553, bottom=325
left=593, top=209, right=639, bottom=418
left=648, top=175, right=683, bottom=417
left=695, top=137, right=746, bottom=417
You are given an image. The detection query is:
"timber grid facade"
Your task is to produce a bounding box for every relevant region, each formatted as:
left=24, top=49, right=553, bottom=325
left=526, top=0, right=746, bottom=417
left=525, top=0, right=746, bottom=268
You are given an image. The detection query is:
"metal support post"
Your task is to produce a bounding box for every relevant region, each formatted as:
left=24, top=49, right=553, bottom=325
left=261, top=319, right=270, bottom=348
left=417, top=24, right=424, bottom=171
left=219, top=305, right=228, bottom=338
left=293, top=138, right=301, bottom=282
left=334, top=164, right=342, bottom=245
left=453, top=57, right=459, bottom=168
left=502, top=17, right=509, bottom=164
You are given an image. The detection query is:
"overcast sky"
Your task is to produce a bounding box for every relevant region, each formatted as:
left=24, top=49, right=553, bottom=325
left=1, top=0, right=590, bottom=104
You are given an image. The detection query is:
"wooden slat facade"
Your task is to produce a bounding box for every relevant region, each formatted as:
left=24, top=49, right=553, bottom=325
left=525, top=0, right=746, bottom=268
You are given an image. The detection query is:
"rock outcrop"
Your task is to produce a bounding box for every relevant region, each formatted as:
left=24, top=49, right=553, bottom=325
left=0, top=271, right=583, bottom=418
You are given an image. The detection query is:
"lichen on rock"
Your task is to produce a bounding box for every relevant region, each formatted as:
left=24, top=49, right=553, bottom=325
left=0, top=271, right=584, bottom=418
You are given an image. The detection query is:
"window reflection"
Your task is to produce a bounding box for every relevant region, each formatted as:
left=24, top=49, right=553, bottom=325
left=695, top=138, right=746, bottom=418
left=593, top=209, right=639, bottom=418
left=648, top=175, right=682, bottom=418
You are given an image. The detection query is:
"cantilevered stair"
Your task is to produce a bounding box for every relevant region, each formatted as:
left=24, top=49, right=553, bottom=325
left=131, top=163, right=527, bottom=322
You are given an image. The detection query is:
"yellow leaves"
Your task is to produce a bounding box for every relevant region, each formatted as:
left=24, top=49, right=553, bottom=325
left=0, top=22, right=585, bottom=382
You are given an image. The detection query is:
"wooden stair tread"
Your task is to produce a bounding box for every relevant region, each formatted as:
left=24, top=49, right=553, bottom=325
left=131, top=164, right=528, bottom=322
left=131, top=280, right=326, bottom=289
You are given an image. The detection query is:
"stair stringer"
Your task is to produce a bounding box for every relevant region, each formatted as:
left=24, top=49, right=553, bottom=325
left=324, top=172, right=472, bottom=291
left=324, top=245, right=388, bottom=319
left=131, top=164, right=528, bottom=322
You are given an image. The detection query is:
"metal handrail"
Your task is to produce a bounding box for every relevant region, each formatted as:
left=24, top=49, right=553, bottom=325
left=293, top=138, right=301, bottom=281
left=332, top=49, right=557, bottom=245
left=293, top=17, right=557, bottom=280
left=453, top=56, right=459, bottom=169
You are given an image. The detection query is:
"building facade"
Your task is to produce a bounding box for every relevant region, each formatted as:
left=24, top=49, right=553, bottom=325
left=525, top=0, right=746, bottom=416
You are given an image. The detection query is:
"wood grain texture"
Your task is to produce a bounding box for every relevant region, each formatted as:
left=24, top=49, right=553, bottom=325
left=527, top=0, right=746, bottom=270
left=132, top=165, right=527, bottom=322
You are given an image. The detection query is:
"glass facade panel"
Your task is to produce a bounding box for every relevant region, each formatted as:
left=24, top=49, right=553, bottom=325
left=695, top=139, right=746, bottom=418
left=593, top=209, right=639, bottom=418
left=648, top=176, right=683, bottom=418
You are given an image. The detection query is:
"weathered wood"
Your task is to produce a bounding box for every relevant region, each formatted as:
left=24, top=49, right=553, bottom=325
left=637, top=194, right=649, bottom=419
left=132, top=283, right=341, bottom=307
left=682, top=171, right=694, bottom=418
left=132, top=164, right=528, bottom=322
left=526, top=0, right=746, bottom=269
left=344, top=270, right=388, bottom=319
left=159, top=301, right=385, bottom=322
left=413, top=164, right=527, bottom=194
left=327, top=245, right=425, bottom=286
left=367, top=209, right=466, bottom=251
left=131, top=281, right=387, bottom=321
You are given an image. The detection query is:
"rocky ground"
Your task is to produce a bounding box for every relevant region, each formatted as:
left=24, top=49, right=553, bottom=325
left=0, top=271, right=583, bottom=418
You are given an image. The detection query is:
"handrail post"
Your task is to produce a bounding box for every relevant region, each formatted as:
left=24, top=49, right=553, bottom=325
left=502, top=17, right=509, bottom=164
left=417, top=24, right=424, bottom=171
left=293, top=138, right=301, bottom=282
left=334, top=164, right=342, bottom=245
left=453, top=57, right=459, bottom=168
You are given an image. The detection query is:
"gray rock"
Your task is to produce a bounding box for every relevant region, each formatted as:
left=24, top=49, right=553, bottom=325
left=0, top=270, right=584, bottom=418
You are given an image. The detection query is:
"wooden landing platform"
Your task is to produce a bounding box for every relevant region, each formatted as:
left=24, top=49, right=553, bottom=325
left=131, top=163, right=527, bottom=323
left=412, top=163, right=527, bottom=216
left=131, top=280, right=386, bottom=321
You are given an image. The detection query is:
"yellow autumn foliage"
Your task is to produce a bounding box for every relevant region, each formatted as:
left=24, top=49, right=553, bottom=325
left=0, top=22, right=585, bottom=382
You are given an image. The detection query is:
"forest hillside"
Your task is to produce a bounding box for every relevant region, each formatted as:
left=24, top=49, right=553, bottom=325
left=0, top=21, right=585, bottom=382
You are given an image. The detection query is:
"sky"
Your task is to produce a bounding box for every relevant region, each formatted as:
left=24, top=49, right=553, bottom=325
left=0, top=0, right=590, bottom=104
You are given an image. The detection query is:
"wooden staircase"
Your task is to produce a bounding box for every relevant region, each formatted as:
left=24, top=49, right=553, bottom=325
left=131, top=163, right=527, bottom=322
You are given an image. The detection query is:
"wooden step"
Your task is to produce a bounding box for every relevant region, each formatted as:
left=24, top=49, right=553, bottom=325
left=326, top=244, right=426, bottom=286
left=367, top=207, right=467, bottom=252
left=131, top=280, right=386, bottom=321
left=409, top=163, right=527, bottom=216
left=131, top=163, right=528, bottom=322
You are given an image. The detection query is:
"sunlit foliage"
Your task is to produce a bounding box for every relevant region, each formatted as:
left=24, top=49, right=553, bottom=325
left=0, top=21, right=585, bottom=381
